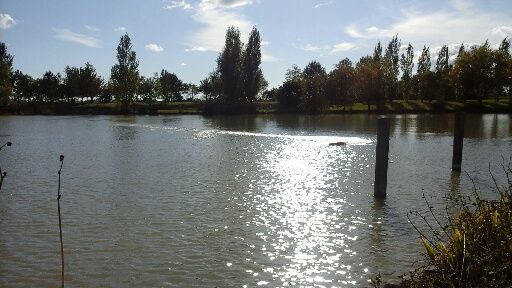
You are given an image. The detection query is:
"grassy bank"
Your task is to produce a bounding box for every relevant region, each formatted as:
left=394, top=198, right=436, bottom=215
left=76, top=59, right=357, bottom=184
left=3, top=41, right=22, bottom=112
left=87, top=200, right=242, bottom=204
left=1, top=98, right=510, bottom=115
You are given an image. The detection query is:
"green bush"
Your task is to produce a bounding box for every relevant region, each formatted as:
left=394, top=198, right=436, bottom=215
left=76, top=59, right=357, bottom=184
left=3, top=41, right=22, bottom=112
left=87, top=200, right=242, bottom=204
left=375, top=163, right=512, bottom=288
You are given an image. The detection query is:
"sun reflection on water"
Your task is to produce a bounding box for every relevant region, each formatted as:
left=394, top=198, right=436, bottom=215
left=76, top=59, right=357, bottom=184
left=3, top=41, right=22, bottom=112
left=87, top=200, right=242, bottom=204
left=241, top=133, right=372, bottom=286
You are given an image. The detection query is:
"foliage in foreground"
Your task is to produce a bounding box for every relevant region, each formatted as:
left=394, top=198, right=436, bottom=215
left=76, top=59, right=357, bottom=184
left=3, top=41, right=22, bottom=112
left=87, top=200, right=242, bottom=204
left=374, top=163, right=512, bottom=288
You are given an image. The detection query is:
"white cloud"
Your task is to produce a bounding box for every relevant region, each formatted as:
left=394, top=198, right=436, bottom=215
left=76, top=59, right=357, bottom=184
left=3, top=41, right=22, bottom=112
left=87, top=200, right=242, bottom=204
left=186, top=1, right=252, bottom=52
left=0, top=13, right=16, bottom=29
left=313, top=1, right=333, bottom=9
left=114, top=26, right=127, bottom=32
left=293, top=43, right=326, bottom=52
left=185, top=46, right=207, bottom=52
left=182, top=0, right=276, bottom=62
left=53, top=28, right=101, bottom=48
left=163, top=0, right=192, bottom=10
left=345, top=0, right=512, bottom=49
left=145, top=43, right=164, bottom=52
left=293, top=41, right=357, bottom=54
left=202, top=0, right=254, bottom=9
left=488, top=26, right=512, bottom=39
left=180, top=62, right=187, bottom=66
left=330, top=42, right=357, bottom=54
left=85, top=25, right=100, bottom=32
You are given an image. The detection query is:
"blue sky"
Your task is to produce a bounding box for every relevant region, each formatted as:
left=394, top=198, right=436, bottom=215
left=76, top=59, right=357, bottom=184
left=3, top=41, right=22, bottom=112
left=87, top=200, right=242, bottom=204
left=1, top=0, right=511, bottom=88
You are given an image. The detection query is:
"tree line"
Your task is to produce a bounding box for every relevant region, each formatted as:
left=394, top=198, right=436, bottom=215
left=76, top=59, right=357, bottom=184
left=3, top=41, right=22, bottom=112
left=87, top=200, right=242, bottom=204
left=0, top=28, right=511, bottom=113
left=0, top=34, right=198, bottom=111
left=0, top=27, right=266, bottom=113
left=270, top=36, right=512, bottom=113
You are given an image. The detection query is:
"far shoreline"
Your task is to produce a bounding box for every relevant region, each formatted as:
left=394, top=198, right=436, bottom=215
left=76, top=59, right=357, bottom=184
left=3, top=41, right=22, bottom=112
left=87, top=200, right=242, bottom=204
left=0, top=99, right=510, bottom=116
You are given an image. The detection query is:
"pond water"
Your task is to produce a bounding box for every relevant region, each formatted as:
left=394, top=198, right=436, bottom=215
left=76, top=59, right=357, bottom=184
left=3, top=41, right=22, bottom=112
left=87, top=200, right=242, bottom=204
left=0, top=114, right=511, bottom=287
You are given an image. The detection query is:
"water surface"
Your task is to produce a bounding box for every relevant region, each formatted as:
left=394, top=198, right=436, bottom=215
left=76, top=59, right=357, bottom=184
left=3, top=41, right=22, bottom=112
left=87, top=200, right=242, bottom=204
left=0, top=114, right=511, bottom=287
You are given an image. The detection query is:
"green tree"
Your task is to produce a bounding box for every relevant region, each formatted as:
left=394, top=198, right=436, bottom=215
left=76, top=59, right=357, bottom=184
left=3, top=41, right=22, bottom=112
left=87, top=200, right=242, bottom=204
left=373, top=41, right=383, bottom=62
left=495, top=38, right=511, bottom=102
left=240, top=27, right=264, bottom=103
left=301, top=61, right=327, bottom=113
left=37, top=71, right=63, bottom=102
left=277, top=65, right=303, bottom=112
left=183, top=83, right=200, bottom=101
left=434, top=45, right=452, bottom=101
left=138, top=74, right=159, bottom=105
left=0, top=42, right=14, bottom=105
left=452, top=43, right=467, bottom=101
left=383, top=35, right=401, bottom=101
left=435, top=45, right=449, bottom=72
left=417, top=45, right=434, bottom=101
left=12, top=70, right=34, bottom=104
left=400, top=43, right=414, bottom=101
left=261, top=87, right=277, bottom=101
left=354, top=56, right=383, bottom=111
left=110, top=33, right=139, bottom=112
left=328, top=58, right=355, bottom=110
left=217, top=26, right=242, bottom=103
left=400, top=43, right=414, bottom=81
left=98, top=82, right=113, bottom=103
left=370, top=42, right=385, bottom=104
left=64, top=66, right=80, bottom=102
left=159, top=69, right=184, bottom=102
left=80, top=62, right=102, bottom=102
left=452, top=41, right=496, bottom=103
left=199, top=72, right=221, bottom=101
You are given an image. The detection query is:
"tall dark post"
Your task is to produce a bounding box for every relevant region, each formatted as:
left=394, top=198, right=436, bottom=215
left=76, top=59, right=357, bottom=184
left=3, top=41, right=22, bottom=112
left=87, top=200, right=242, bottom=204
left=57, top=155, right=65, bottom=288
left=374, top=117, right=390, bottom=198
left=451, top=113, right=465, bottom=172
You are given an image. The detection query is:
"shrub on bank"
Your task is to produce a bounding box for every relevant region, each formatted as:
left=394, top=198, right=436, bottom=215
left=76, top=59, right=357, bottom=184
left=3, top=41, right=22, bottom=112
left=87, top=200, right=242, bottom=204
left=374, top=164, right=512, bottom=288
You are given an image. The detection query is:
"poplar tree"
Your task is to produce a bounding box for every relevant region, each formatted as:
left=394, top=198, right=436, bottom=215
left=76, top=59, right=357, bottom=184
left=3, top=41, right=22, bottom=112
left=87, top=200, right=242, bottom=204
left=435, top=45, right=451, bottom=101
left=400, top=43, right=414, bottom=101
left=400, top=43, right=414, bottom=81
left=110, top=33, right=139, bottom=112
left=417, top=45, right=432, bottom=101
left=383, top=35, right=401, bottom=101
left=240, top=27, right=263, bottom=103
left=373, top=41, right=383, bottom=62
left=435, top=45, right=449, bottom=72
left=0, top=42, right=14, bottom=105
left=217, top=26, right=242, bottom=103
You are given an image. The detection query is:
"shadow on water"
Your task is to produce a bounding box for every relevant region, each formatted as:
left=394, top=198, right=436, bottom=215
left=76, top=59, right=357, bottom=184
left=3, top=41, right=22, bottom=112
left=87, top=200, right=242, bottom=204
left=446, top=171, right=462, bottom=216
left=203, top=115, right=260, bottom=132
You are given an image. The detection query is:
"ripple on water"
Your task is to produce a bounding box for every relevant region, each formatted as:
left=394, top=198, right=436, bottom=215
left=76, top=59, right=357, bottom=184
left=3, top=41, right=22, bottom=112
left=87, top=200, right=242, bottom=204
left=1, top=114, right=510, bottom=287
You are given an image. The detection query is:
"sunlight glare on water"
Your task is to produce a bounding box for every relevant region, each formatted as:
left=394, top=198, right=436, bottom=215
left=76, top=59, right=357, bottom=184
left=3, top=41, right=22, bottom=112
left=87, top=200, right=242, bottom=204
left=243, top=133, right=371, bottom=286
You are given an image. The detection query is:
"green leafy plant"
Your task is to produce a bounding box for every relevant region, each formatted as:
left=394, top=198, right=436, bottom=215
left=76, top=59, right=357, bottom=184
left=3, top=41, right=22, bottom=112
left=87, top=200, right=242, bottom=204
left=402, top=161, right=512, bottom=287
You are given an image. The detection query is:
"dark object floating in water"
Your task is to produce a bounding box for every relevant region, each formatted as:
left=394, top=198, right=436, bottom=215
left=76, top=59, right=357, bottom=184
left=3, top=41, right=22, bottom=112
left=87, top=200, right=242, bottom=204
left=329, top=141, right=346, bottom=146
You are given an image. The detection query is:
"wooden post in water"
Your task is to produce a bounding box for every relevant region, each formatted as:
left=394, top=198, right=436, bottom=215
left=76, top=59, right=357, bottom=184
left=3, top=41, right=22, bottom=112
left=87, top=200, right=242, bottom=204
left=374, top=117, right=390, bottom=198
left=451, top=113, right=465, bottom=172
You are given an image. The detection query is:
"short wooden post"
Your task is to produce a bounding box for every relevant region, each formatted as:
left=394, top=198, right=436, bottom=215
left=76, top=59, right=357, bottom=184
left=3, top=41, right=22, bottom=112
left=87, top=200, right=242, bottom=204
left=374, top=117, right=390, bottom=198
left=451, top=113, right=464, bottom=172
